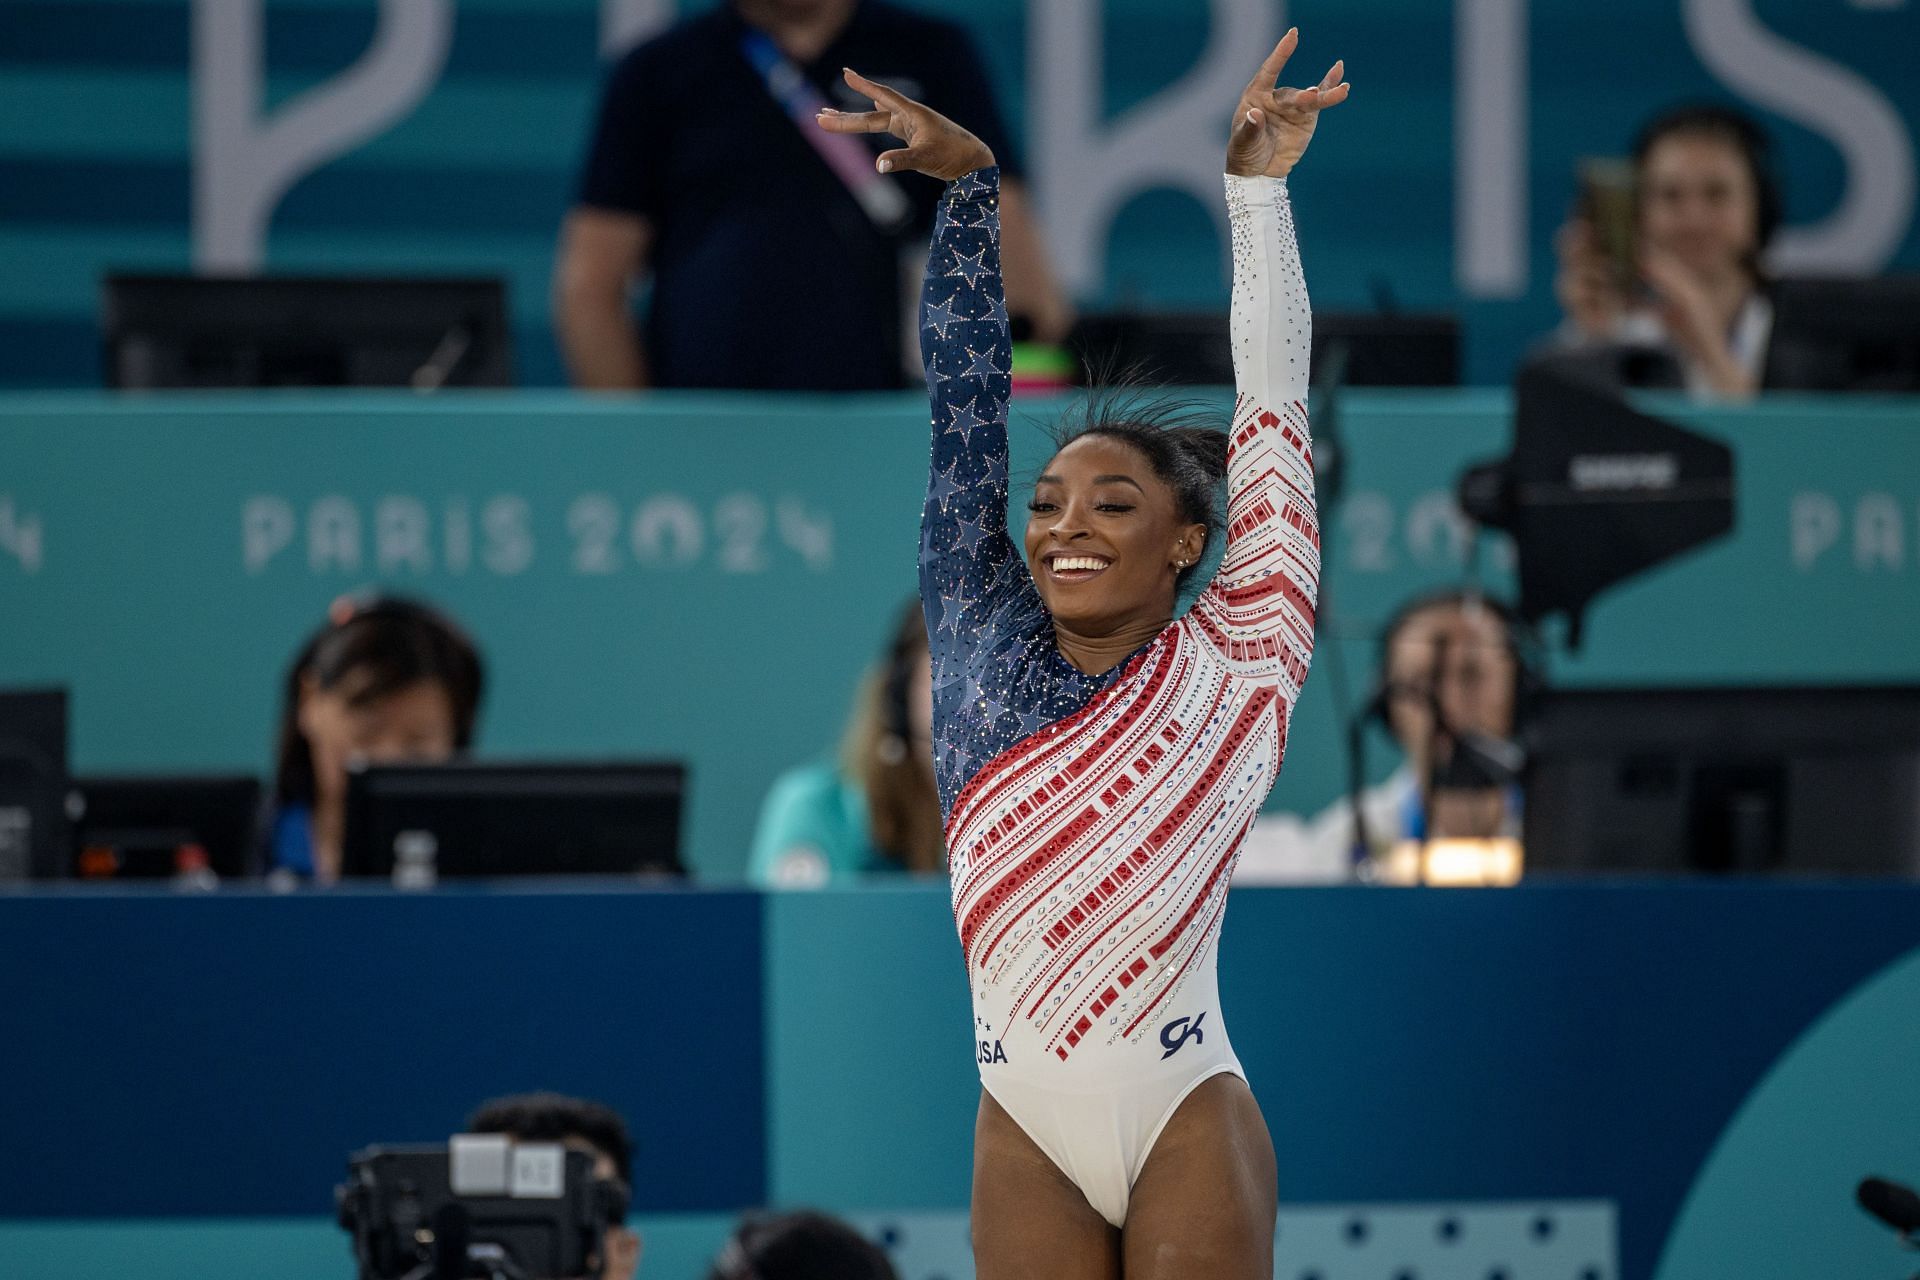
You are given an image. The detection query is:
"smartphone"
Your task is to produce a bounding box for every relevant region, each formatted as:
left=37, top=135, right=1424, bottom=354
left=1576, top=157, right=1638, bottom=294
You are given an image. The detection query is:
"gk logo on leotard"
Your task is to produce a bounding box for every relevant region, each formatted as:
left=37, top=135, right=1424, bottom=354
left=1159, top=1013, right=1206, bottom=1060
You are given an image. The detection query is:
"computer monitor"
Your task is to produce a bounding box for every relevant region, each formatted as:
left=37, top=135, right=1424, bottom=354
left=341, top=761, right=687, bottom=883
left=101, top=275, right=512, bottom=389
left=1069, top=310, right=1459, bottom=386
left=1523, top=686, right=1920, bottom=876
left=67, top=774, right=262, bottom=881
left=1765, top=276, right=1920, bottom=392
left=0, top=688, right=69, bottom=881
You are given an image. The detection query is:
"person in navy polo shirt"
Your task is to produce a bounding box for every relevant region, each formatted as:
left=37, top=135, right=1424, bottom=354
left=554, top=0, right=1069, bottom=391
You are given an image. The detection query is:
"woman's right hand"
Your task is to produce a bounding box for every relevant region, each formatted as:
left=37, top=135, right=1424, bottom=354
left=817, top=69, right=995, bottom=183
left=1554, top=217, right=1626, bottom=339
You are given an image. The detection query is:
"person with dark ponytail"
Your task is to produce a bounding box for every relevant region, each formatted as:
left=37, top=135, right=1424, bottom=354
left=263, top=594, right=485, bottom=882
left=816, top=30, right=1343, bottom=1277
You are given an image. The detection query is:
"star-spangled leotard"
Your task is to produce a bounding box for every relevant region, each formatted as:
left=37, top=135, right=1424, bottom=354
left=918, top=166, right=1319, bottom=1228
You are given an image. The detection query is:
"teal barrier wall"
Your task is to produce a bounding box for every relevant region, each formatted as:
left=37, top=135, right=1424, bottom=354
left=4, top=0, right=1919, bottom=386
left=4, top=881, right=1919, bottom=1279
left=3, top=389, right=1918, bottom=878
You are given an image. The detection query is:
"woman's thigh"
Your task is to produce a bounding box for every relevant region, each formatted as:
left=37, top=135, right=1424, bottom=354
left=1121, top=1073, right=1277, bottom=1280
left=971, top=1089, right=1121, bottom=1280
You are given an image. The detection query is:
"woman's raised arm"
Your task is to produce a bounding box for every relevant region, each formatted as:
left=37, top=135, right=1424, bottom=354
left=1202, top=32, right=1347, bottom=699
left=819, top=74, right=1022, bottom=630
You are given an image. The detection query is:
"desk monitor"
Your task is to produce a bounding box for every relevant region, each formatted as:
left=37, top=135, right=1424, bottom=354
left=1524, top=686, right=1920, bottom=876
left=68, top=774, right=262, bottom=881
left=101, top=275, right=512, bottom=389
left=1765, top=276, right=1920, bottom=392
left=0, top=688, right=69, bottom=881
left=341, top=761, right=687, bottom=883
left=1070, top=310, right=1459, bottom=386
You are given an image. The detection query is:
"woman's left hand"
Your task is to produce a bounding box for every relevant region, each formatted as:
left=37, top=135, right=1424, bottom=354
left=1641, top=248, right=1759, bottom=397
left=817, top=69, right=994, bottom=182
left=1226, top=29, right=1349, bottom=180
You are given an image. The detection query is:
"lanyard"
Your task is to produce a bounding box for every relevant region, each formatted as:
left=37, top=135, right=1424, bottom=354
left=739, top=28, right=911, bottom=234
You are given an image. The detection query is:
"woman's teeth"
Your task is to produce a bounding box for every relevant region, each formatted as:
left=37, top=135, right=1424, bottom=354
left=1051, top=557, right=1110, bottom=573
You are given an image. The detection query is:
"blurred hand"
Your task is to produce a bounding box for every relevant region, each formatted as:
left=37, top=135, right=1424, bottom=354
left=1554, top=217, right=1626, bottom=339
left=1640, top=246, right=1757, bottom=397
left=1640, top=247, right=1721, bottom=360
left=816, top=69, right=994, bottom=183
left=1224, top=28, right=1349, bottom=180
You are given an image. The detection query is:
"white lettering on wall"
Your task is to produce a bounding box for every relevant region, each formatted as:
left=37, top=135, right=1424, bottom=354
left=569, top=494, right=623, bottom=574
left=1405, top=491, right=1476, bottom=566
left=601, top=0, right=677, bottom=57
left=242, top=495, right=294, bottom=573
left=0, top=496, right=45, bottom=574
left=1789, top=491, right=1841, bottom=569
left=243, top=493, right=835, bottom=576
left=1455, top=0, right=1529, bottom=297
left=1854, top=492, right=1906, bottom=570
left=1032, top=0, right=1282, bottom=294
left=632, top=496, right=704, bottom=567
left=192, top=0, right=453, bottom=270
left=376, top=496, right=433, bottom=573
left=481, top=496, right=535, bottom=576
left=308, top=495, right=362, bottom=572
left=1684, top=0, right=1916, bottom=271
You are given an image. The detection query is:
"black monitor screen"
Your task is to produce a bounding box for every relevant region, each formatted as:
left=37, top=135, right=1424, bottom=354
left=1070, top=310, right=1459, bottom=387
left=1524, top=686, right=1920, bottom=876
left=1765, top=276, right=1920, bottom=392
left=102, top=274, right=512, bottom=390
left=0, top=688, right=69, bottom=880
left=69, top=774, right=262, bottom=881
left=341, top=761, right=687, bottom=883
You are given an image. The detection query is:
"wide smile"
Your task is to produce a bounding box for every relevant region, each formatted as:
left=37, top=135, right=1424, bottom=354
left=1042, top=552, right=1113, bottom=584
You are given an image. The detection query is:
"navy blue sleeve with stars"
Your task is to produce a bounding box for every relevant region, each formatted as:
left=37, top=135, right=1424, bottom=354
left=918, top=167, right=1127, bottom=818
left=918, top=166, right=1015, bottom=616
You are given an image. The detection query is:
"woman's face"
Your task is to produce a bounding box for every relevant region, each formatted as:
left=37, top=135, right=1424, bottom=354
left=1022, top=435, right=1205, bottom=633
left=1383, top=603, right=1519, bottom=775
left=1638, top=132, right=1761, bottom=281
left=298, top=676, right=459, bottom=806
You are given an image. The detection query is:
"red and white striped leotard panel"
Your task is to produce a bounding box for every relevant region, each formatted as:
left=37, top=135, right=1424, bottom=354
left=949, top=174, right=1319, bottom=1080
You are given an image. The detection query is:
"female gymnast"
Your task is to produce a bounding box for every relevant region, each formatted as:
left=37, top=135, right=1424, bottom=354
left=820, top=30, right=1345, bottom=1277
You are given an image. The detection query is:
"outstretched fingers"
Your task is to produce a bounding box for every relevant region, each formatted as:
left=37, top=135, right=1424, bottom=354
left=1247, top=28, right=1298, bottom=94
left=843, top=67, right=911, bottom=114
left=817, top=108, right=894, bottom=135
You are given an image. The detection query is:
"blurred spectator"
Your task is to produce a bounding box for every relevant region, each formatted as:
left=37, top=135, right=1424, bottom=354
left=710, top=1210, right=898, bottom=1280
left=555, top=0, right=1068, bottom=391
left=749, top=601, right=940, bottom=886
left=1549, top=104, right=1781, bottom=400
left=261, top=594, right=484, bottom=883
left=1237, top=591, right=1525, bottom=882
left=468, top=1092, right=641, bottom=1280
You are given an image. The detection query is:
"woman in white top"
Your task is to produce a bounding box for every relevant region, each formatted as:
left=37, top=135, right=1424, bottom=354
left=1554, top=105, right=1782, bottom=400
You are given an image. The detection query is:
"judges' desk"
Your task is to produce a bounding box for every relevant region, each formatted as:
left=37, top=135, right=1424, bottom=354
left=0, top=390, right=1916, bottom=876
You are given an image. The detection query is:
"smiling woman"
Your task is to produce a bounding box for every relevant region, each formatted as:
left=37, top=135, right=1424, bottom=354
left=1028, top=393, right=1231, bottom=647
left=818, top=36, right=1343, bottom=1279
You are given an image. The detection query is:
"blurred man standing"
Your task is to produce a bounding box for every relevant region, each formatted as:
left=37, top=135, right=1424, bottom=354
left=556, top=0, right=1068, bottom=390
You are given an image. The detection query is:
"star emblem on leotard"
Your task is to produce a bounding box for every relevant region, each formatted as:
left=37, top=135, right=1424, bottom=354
left=923, top=297, right=962, bottom=340
left=946, top=247, right=991, bottom=288
left=960, top=348, right=1003, bottom=382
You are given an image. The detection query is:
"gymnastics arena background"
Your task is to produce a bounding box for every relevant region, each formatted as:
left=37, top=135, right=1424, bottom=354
left=4, top=2, right=1920, bottom=1279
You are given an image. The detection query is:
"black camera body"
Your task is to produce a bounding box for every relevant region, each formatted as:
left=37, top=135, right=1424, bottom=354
left=338, top=1138, right=629, bottom=1280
